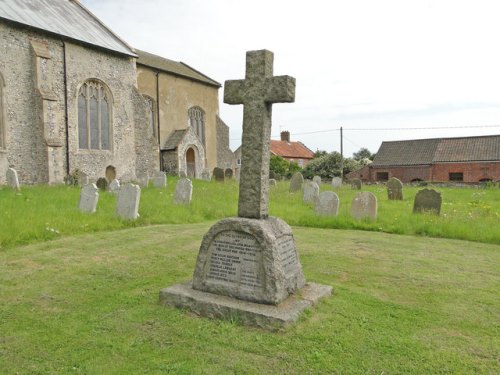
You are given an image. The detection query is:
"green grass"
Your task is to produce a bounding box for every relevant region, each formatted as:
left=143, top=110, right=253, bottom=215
left=0, top=224, right=498, bottom=374
left=1, top=179, right=499, bottom=250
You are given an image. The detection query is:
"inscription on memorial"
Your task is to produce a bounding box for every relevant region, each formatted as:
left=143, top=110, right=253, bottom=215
left=206, top=231, right=263, bottom=289
left=276, top=235, right=298, bottom=276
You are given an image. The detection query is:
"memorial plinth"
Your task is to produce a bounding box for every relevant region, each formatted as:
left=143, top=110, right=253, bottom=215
left=159, top=50, right=331, bottom=329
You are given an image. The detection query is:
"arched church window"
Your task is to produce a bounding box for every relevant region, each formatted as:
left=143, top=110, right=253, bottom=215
left=0, top=73, right=5, bottom=149
left=143, top=95, right=157, bottom=139
left=78, top=80, right=112, bottom=150
left=188, top=106, right=205, bottom=145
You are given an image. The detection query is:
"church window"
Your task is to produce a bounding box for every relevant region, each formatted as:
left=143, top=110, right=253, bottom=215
left=143, top=95, right=157, bottom=139
left=188, top=106, right=205, bottom=145
left=0, top=73, right=5, bottom=149
left=78, top=80, right=112, bottom=150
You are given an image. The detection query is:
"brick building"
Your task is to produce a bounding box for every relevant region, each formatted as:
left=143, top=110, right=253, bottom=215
left=270, top=131, right=314, bottom=168
left=361, top=135, right=500, bottom=183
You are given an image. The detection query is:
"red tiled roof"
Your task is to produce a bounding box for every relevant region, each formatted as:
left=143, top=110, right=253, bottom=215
left=270, top=140, right=314, bottom=159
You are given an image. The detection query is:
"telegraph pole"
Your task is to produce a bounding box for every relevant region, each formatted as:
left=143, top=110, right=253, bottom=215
left=340, top=126, right=344, bottom=180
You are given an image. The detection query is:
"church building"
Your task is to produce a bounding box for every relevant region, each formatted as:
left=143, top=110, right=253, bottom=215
left=0, top=0, right=233, bottom=184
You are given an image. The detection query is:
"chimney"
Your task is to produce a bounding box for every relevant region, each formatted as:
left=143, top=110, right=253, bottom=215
left=280, top=131, right=290, bottom=142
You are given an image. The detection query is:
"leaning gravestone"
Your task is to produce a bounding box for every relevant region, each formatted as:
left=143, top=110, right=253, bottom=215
left=109, top=178, right=120, bottom=194
left=96, top=177, right=108, bottom=192
left=225, top=168, right=233, bottom=179
left=387, top=177, right=403, bottom=200
left=351, top=191, right=377, bottom=220
left=303, top=181, right=319, bottom=203
left=413, top=188, right=441, bottom=215
left=79, top=183, right=99, bottom=213
left=152, top=172, right=167, bottom=188
left=213, top=167, right=225, bottom=182
left=174, top=178, right=193, bottom=204
left=289, top=171, right=304, bottom=192
left=6, top=167, right=20, bottom=192
left=351, top=178, right=362, bottom=190
left=331, top=176, right=342, bottom=188
left=116, top=183, right=141, bottom=220
left=312, top=175, right=322, bottom=186
left=160, top=50, right=331, bottom=329
left=315, top=191, right=339, bottom=216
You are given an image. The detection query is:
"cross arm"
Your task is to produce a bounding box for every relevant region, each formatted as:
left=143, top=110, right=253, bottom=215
left=265, top=75, right=296, bottom=103
left=224, top=79, right=246, bottom=105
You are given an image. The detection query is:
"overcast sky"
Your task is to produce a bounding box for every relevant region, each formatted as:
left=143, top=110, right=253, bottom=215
left=82, top=0, right=500, bottom=157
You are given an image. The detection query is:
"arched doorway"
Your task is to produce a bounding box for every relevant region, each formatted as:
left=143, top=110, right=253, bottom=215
left=186, top=148, right=196, bottom=178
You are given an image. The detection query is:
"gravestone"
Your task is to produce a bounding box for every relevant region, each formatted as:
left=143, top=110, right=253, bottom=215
left=109, top=178, right=120, bottom=194
left=303, top=181, right=319, bottom=203
left=96, top=177, right=108, bottom=191
left=78, top=171, right=89, bottom=187
left=116, top=183, right=141, bottom=220
left=160, top=50, right=331, bottom=329
left=6, top=167, right=20, bottom=192
left=351, top=191, right=377, bottom=220
left=174, top=178, right=193, bottom=204
left=201, top=169, right=211, bottom=181
left=331, top=176, right=342, bottom=188
left=78, top=183, right=99, bottom=213
left=351, top=178, right=362, bottom=190
left=213, top=167, right=225, bottom=182
left=179, top=170, right=187, bottom=178
left=413, top=188, right=441, bottom=215
left=312, top=176, right=322, bottom=186
left=315, top=191, right=339, bottom=216
left=225, top=168, right=233, bottom=179
left=269, top=178, right=277, bottom=187
left=152, top=172, right=167, bottom=188
left=137, top=175, right=149, bottom=188
left=387, top=177, right=403, bottom=200
left=289, top=172, right=304, bottom=192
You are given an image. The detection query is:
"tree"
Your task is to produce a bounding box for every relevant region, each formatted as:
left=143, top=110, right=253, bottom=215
left=269, top=155, right=302, bottom=179
left=313, top=149, right=328, bottom=158
left=353, top=147, right=375, bottom=161
left=303, top=151, right=360, bottom=179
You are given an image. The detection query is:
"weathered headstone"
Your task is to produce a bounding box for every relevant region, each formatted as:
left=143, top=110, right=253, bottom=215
left=179, top=170, right=187, bottom=178
left=213, top=167, right=225, bottom=182
left=387, top=177, right=403, bottom=200
left=6, top=167, right=20, bottom=192
left=331, top=176, right=342, bottom=188
left=78, top=171, right=89, bottom=187
left=152, top=172, right=167, bottom=188
left=109, top=178, right=120, bottom=194
left=201, top=169, right=211, bottom=181
left=160, top=50, right=331, bottom=329
left=224, top=168, right=233, bottom=179
left=303, top=181, right=319, bottom=203
left=137, top=175, right=149, bottom=188
left=413, top=188, right=441, bottom=215
left=116, top=183, right=141, bottom=220
left=174, top=178, right=193, bottom=204
left=289, top=172, right=304, bottom=192
left=269, top=178, right=277, bottom=187
left=312, top=176, right=322, bottom=186
left=351, top=191, right=377, bottom=220
left=78, top=183, right=99, bottom=213
left=96, top=177, right=108, bottom=191
left=315, top=191, right=339, bottom=216
left=351, top=178, right=362, bottom=190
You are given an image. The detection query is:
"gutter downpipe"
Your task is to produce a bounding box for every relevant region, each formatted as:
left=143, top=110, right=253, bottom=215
left=63, top=41, right=70, bottom=176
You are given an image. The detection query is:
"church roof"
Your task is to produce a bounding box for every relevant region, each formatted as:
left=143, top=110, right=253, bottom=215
left=162, top=130, right=187, bottom=151
left=270, top=140, right=315, bottom=160
left=0, top=0, right=136, bottom=57
left=372, top=135, right=500, bottom=166
left=135, top=49, right=221, bottom=88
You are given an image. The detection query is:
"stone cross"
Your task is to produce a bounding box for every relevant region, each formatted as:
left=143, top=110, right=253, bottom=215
left=224, top=50, right=295, bottom=219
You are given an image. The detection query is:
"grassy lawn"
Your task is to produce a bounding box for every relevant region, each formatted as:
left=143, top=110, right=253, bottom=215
left=1, top=179, right=499, bottom=250
left=0, top=224, right=498, bottom=374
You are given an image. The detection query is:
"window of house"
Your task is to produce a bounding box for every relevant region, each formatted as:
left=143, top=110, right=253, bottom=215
left=298, top=159, right=304, bottom=167
left=449, top=172, right=463, bottom=181
left=0, top=73, right=5, bottom=149
left=376, top=172, right=389, bottom=181
left=188, top=106, right=205, bottom=145
left=143, top=95, right=157, bottom=139
left=78, top=80, right=111, bottom=150
left=236, top=159, right=241, bottom=166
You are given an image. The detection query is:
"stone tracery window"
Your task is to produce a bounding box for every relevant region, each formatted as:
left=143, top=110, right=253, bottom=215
left=188, top=106, right=205, bottom=145
left=0, top=73, right=5, bottom=149
left=78, top=80, right=112, bottom=150
left=143, top=95, right=157, bottom=139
